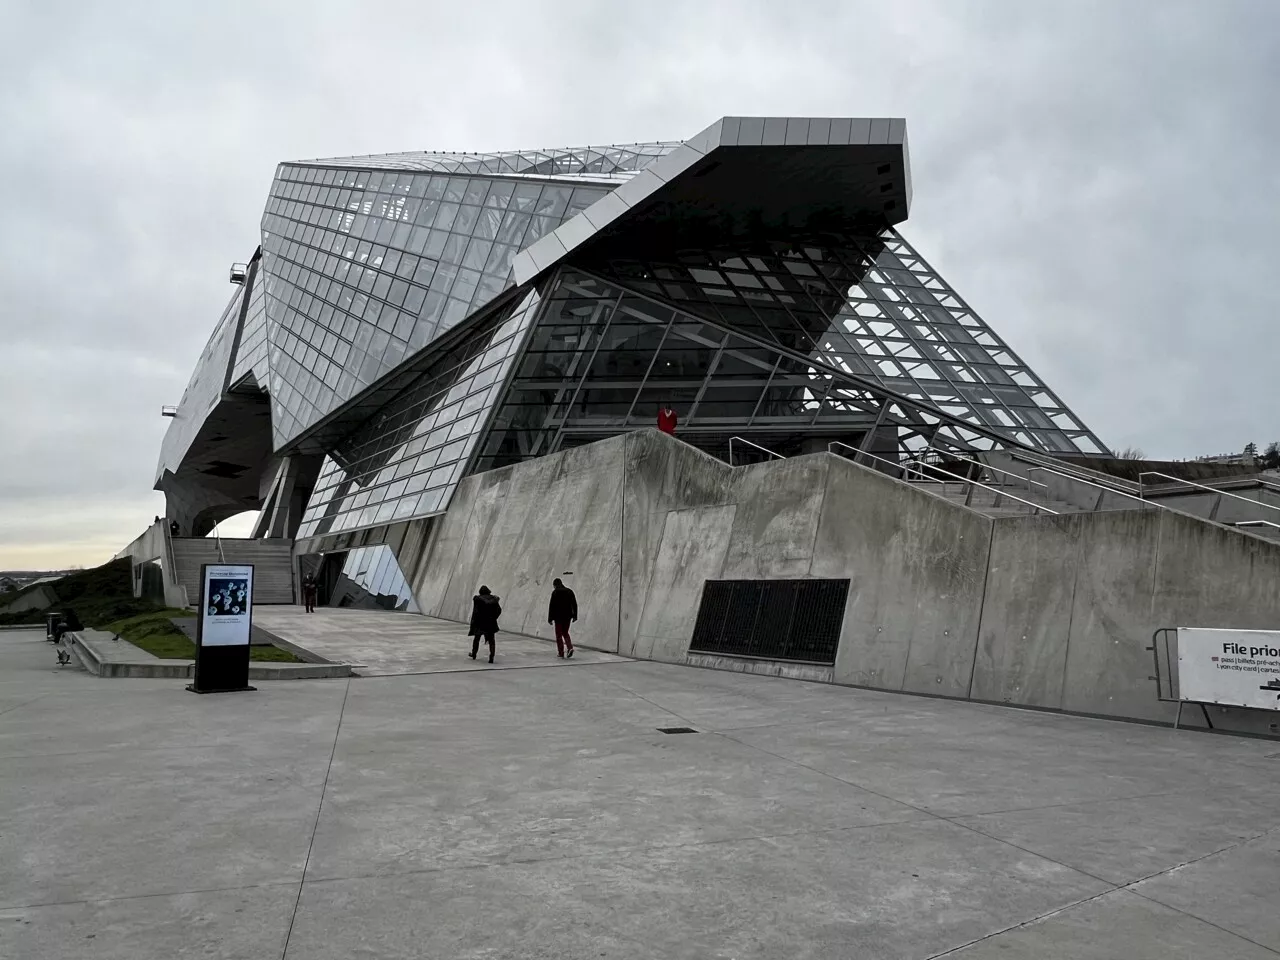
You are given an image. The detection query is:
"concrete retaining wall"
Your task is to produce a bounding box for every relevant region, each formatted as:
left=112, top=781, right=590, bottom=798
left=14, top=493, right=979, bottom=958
left=115, top=521, right=189, bottom=609
left=408, top=429, right=1280, bottom=735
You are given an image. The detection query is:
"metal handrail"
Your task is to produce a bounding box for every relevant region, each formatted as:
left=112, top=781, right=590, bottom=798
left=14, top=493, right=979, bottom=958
left=1138, top=471, right=1280, bottom=523
left=922, top=448, right=1051, bottom=493
left=828, top=442, right=1059, bottom=515
left=729, top=436, right=785, bottom=466
left=1233, top=520, right=1280, bottom=529
left=1008, top=449, right=1143, bottom=495
left=1025, top=465, right=1158, bottom=513
left=827, top=441, right=930, bottom=483
left=161, top=518, right=182, bottom=604
left=213, top=521, right=227, bottom=564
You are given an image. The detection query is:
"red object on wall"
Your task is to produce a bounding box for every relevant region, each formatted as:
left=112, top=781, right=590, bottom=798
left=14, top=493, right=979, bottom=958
left=657, top=407, right=678, bottom=435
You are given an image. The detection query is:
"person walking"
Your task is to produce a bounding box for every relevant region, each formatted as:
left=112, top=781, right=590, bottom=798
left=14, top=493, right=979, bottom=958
left=547, top=578, right=577, bottom=658
left=468, top=585, right=502, bottom=663
left=302, top=574, right=318, bottom=613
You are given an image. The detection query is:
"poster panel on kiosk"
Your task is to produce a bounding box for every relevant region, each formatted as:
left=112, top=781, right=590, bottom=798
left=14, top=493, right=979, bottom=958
left=189, top=563, right=256, bottom=694
left=1178, top=627, right=1280, bottom=711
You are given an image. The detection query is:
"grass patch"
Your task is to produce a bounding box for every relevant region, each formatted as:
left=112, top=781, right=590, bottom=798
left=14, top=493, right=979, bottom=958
left=248, top=645, right=304, bottom=663
left=0, top=558, right=163, bottom=627
left=102, top=610, right=301, bottom=662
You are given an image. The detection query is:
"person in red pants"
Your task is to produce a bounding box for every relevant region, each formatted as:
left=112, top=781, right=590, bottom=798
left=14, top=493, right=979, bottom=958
left=547, top=578, right=577, bottom=658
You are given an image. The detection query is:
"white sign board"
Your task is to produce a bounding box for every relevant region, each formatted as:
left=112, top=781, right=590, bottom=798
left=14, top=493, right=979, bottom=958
left=199, top=564, right=254, bottom=647
left=1177, top=627, right=1280, bottom=711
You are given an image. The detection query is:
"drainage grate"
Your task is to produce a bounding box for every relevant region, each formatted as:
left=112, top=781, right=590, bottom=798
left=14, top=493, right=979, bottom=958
left=689, top=578, right=848, bottom=664
left=658, top=727, right=698, bottom=734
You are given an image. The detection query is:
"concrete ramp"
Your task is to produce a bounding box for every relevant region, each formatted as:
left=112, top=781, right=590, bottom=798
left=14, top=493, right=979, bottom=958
left=251, top=606, right=625, bottom=676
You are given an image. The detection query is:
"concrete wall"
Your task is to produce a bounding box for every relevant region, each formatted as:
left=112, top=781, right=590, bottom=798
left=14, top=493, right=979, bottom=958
left=408, top=429, right=1280, bottom=735
left=0, top=584, right=60, bottom=615
left=972, top=507, right=1280, bottom=734
left=114, top=521, right=188, bottom=609
left=413, top=437, right=627, bottom=649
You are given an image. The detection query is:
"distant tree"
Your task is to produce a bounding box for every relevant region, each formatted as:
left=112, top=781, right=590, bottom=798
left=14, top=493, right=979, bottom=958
left=1244, top=441, right=1259, bottom=459
left=1116, top=446, right=1145, bottom=460
left=1262, top=442, right=1280, bottom=470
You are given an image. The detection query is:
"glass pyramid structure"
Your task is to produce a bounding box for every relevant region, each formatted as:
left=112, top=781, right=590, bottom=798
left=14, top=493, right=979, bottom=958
left=155, top=116, right=1107, bottom=546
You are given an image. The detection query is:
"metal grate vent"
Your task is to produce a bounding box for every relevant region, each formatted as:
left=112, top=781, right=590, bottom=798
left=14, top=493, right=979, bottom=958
left=689, top=579, right=849, bottom=664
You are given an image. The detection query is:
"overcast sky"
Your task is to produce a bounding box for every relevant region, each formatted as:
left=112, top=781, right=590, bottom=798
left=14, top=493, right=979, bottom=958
left=1, top=0, right=1277, bottom=569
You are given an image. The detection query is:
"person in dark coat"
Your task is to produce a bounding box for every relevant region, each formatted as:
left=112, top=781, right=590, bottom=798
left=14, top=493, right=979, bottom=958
left=468, top=585, right=502, bottom=663
left=547, top=578, right=577, bottom=658
left=302, top=574, right=318, bottom=614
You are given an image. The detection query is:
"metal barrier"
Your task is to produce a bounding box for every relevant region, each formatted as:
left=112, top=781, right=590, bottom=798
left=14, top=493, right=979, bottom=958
left=728, top=437, right=786, bottom=466
left=1148, top=628, right=1214, bottom=729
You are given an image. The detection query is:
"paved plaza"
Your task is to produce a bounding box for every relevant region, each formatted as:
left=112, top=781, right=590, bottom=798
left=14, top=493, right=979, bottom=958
left=1, top=623, right=1278, bottom=959
left=252, top=606, right=625, bottom=675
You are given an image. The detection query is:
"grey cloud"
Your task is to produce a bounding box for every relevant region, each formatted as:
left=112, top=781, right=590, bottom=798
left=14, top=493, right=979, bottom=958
left=2, top=0, right=1277, bottom=565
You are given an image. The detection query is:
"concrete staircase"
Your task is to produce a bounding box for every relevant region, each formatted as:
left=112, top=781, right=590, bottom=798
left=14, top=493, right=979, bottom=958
left=170, top=538, right=295, bottom=605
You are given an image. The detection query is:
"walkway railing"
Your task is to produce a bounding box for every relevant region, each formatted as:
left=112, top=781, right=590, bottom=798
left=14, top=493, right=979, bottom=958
left=828, top=442, right=1059, bottom=516
left=728, top=437, right=786, bottom=466
left=1138, top=471, right=1280, bottom=523
left=1023, top=464, right=1158, bottom=514
left=922, top=447, right=1050, bottom=503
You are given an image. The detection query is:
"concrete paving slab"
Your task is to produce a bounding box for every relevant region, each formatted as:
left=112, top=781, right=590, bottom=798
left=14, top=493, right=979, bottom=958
left=0, top=734, right=333, bottom=907
left=305, top=680, right=929, bottom=880
left=717, top=697, right=1280, bottom=816
left=252, top=605, right=625, bottom=676
left=952, top=787, right=1280, bottom=884
left=1131, top=834, right=1280, bottom=951
left=2, top=626, right=1278, bottom=957
left=947, top=888, right=1277, bottom=959
left=0, top=884, right=298, bottom=960
left=287, top=821, right=1108, bottom=960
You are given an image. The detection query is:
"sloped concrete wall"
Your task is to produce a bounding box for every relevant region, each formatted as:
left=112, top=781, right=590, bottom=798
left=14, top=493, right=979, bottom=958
left=971, top=508, right=1280, bottom=734
left=412, top=436, right=627, bottom=651
left=812, top=459, right=993, bottom=698
left=408, top=428, right=1280, bottom=735
left=618, top=430, right=735, bottom=657
left=970, top=517, right=1081, bottom=708
left=114, top=521, right=189, bottom=609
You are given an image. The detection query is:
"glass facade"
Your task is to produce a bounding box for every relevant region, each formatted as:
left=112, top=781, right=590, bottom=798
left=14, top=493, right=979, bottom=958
left=158, top=120, right=1108, bottom=549
left=156, top=285, right=245, bottom=479
left=260, top=163, right=612, bottom=449
left=576, top=230, right=1105, bottom=455
left=229, top=260, right=270, bottom=390
left=476, top=239, right=1107, bottom=472
left=336, top=545, right=419, bottom=612
left=296, top=290, right=541, bottom=539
